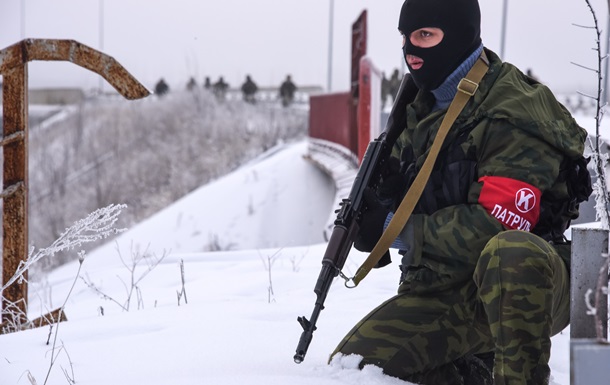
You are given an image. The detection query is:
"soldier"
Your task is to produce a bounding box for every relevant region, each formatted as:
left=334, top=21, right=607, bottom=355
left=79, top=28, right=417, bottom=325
left=212, top=76, right=229, bottom=101
left=186, top=77, right=197, bottom=91
left=241, top=75, right=258, bottom=104
left=387, top=68, right=402, bottom=104
left=154, top=78, right=169, bottom=97
left=381, top=72, right=390, bottom=108
left=279, top=74, right=297, bottom=107
left=330, top=1, right=591, bottom=385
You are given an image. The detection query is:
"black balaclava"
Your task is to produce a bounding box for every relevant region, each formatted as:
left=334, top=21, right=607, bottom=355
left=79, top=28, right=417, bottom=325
left=398, top=0, right=481, bottom=91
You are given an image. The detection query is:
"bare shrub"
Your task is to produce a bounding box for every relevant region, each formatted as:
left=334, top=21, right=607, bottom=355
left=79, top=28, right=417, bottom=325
left=80, top=244, right=168, bottom=312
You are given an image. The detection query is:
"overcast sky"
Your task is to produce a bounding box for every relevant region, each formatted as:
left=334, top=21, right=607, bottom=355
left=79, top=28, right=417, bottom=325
left=0, top=0, right=608, bottom=95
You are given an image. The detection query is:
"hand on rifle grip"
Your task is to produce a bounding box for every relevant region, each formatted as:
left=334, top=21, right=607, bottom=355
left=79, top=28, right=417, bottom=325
left=377, top=157, right=408, bottom=209
left=354, top=188, right=390, bottom=253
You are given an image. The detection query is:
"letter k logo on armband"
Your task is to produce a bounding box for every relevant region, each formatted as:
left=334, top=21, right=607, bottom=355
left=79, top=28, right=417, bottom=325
left=478, top=176, right=541, bottom=231
left=515, top=188, right=536, bottom=213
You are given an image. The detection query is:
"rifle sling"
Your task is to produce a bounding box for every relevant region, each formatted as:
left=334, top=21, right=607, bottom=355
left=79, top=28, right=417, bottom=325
left=351, top=52, right=489, bottom=287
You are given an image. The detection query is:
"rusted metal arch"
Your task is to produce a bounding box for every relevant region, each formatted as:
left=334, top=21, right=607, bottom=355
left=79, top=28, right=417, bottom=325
left=0, top=38, right=150, bottom=331
left=0, top=39, right=150, bottom=99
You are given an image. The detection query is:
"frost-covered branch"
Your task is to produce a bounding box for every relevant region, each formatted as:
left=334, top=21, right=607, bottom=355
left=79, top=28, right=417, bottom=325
left=80, top=274, right=127, bottom=312
left=259, top=249, right=282, bottom=303
left=176, top=259, right=188, bottom=306
left=1, top=204, right=127, bottom=295
left=117, top=245, right=168, bottom=311
left=577, top=0, right=610, bottom=228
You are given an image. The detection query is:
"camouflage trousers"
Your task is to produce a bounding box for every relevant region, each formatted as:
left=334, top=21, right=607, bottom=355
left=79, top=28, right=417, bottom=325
left=330, top=230, right=570, bottom=385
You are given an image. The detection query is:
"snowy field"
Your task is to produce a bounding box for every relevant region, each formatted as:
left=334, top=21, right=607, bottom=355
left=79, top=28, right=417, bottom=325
left=0, top=111, right=604, bottom=384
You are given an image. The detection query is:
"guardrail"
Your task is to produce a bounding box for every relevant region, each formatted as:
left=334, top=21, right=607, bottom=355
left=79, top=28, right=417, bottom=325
left=219, top=85, right=324, bottom=104
left=303, top=138, right=358, bottom=241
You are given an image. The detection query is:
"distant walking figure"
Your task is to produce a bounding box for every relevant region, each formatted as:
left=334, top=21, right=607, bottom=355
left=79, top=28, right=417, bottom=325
left=279, top=75, right=297, bottom=107
left=213, top=76, right=229, bottom=101
left=154, top=78, right=170, bottom=97
left=381, top=72, right=391, bottom=108
left=387, top=68, right=401, bottom=104
left=186, top=77, right=197, bottom=91
left=241, top=75, right=258, bottom=104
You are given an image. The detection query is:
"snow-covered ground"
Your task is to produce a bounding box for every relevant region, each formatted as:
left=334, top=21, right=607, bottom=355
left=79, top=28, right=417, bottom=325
left=0, top=111, right=603, bottom=384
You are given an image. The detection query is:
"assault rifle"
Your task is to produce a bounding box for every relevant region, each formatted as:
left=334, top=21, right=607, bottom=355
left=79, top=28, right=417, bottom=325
left=293, top=74, right=416, bottom=364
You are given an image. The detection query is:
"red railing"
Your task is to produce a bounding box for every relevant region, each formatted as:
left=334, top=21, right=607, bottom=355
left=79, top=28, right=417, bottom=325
left=308, top=55, right=382, bottom=164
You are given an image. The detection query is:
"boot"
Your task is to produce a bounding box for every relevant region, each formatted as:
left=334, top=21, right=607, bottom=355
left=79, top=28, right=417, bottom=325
left=454, top=353, right=494, bottom=385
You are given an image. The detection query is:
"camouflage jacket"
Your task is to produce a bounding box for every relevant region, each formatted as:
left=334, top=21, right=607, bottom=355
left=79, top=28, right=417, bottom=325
left=391, top=48, right=587, bottom=284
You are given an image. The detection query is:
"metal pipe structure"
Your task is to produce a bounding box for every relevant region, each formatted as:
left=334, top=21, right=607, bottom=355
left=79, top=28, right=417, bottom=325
left=0, top=38, right=150, bottom=331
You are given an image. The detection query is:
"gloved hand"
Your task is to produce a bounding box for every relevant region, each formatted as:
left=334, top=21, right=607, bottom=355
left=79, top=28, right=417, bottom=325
left=378, top=174, right=408, bottom=209
left=377, top=157, right=408, bottom=210
left=354, top=188, right=390, bottom=252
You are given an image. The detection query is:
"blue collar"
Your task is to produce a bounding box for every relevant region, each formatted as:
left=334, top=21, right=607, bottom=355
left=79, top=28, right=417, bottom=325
left=431, top=44, right=484, bottom=111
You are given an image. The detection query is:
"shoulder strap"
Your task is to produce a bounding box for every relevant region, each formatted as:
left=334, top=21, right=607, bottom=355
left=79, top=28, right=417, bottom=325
left=350, top=51, right=490, bottom=287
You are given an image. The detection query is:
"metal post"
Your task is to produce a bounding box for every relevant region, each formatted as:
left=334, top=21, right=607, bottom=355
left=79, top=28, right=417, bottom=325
left=500, top=0, right=508, bottom=59
left=327, top=0, right=334, bottom=92
left=570, top=225, right=608, bottom=339
left=570, top=225, right=610, bottom=385
left=571, top=339, right=610, bottom=385
left=1, top=65, right=29, bottom=327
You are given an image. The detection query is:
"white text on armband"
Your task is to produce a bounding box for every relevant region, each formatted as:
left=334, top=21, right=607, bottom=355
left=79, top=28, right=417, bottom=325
left=490, top=204, right=532, bottom=231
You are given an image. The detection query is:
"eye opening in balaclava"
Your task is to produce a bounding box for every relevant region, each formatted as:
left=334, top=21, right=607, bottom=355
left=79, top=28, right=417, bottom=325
left=398, top=0, right=481, bottom=91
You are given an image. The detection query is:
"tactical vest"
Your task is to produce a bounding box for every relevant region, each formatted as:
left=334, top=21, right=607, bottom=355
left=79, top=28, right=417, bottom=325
left=399, top=124, right=477, bottom=215
left=397, top=126, right=592, bottom=244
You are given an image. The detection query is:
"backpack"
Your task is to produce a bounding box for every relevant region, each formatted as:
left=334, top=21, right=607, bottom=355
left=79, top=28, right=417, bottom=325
left=533, top=156, right=593, bottom=243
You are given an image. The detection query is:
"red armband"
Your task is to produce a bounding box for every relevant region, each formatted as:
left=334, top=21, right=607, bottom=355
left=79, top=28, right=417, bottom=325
left=478, top=176, right=541, bottom=231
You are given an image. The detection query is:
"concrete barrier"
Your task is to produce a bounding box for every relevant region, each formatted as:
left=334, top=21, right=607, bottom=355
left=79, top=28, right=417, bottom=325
left=570, top=224, right=610, bottom=384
